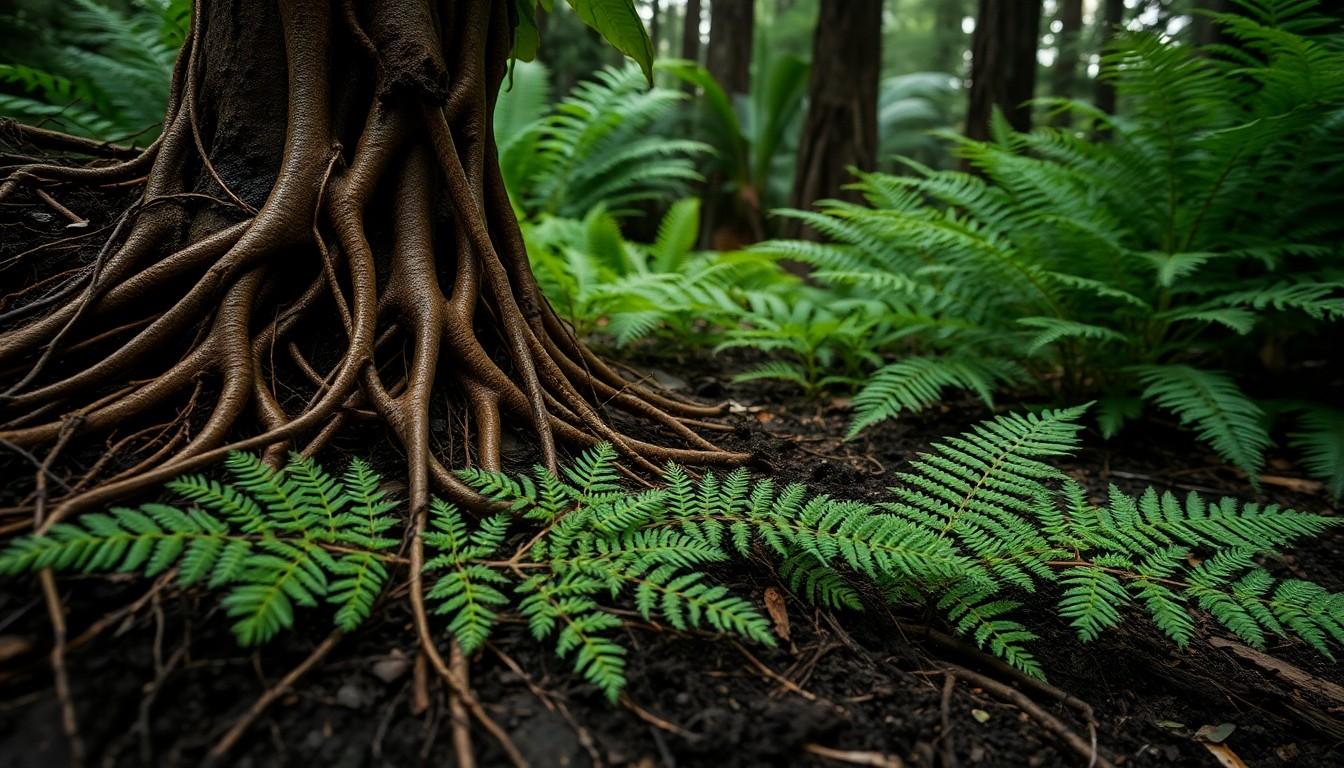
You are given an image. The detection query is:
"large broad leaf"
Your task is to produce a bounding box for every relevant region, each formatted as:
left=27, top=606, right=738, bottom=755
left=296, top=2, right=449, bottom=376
left=565, top=0, right=655, bottom=82
left=512, top=0, right=542, bottom=62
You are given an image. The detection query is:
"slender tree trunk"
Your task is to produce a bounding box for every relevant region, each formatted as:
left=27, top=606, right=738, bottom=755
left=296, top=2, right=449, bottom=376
left=682, top=0, right=702, bottom=63
left=1094, top=0, right=1124, bottom=116
left=1049, top=0, right=1083, bottom=126
left=965, top=0, right=1042, bottom=141
left=706, top=0, right=753, bottom=97
left=787, top=0, right=881, bottom=238
left=649, top=0, right=662, bottom=57
left=701, top=0, right=756, bottom=249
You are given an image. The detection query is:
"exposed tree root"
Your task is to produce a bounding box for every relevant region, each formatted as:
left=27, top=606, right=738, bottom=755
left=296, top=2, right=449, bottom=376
left=0, top=0, right=748, bottom=761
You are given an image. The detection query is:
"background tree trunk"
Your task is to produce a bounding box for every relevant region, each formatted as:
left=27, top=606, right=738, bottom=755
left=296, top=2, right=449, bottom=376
left=1094, top=0, right=1124, bottom=117
left=700, top=0, right=756, bottom=249
left=965, top=0, right=1042, bottom=141
left=1049, top=0, right=1083, bottom=127
left=649, top=0, right=661, bottom=56
left=787, top=0, right=881, bottom=238
left=681, top=0, right=702, bottom=63
left=706, top=0, right=753, bottom=97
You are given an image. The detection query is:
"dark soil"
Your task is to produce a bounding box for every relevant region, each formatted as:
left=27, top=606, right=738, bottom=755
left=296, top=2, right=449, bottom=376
left=2, top=176, right=1342, bottom=768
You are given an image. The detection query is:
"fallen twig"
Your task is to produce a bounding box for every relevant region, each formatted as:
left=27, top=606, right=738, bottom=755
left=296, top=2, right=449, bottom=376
left=803, top=743, right=903, bottom=767
left=205, top=630, right=342, bottom=765
left=941, top=665, right=1113, bottom=768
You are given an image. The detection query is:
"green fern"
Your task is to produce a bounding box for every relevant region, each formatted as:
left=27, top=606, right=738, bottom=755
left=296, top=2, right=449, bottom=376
left=0, top=0, right=184, bottom=142
left=495, top=62, right=708, bottom=219
left=0, top=453, right=399, bottom=644
left=1289, top=406, right=1344, bottom=501
left=3, top=408, right=1340, bottom=692
left=738, top=2, right=1344, bottom=478
left=1135, top=365, right=1271, bottom=480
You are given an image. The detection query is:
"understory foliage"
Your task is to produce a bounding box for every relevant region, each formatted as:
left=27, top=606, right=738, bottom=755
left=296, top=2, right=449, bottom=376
left=495, top=61, right=708, bottom=219
left=521, top=196, right=797, bottom=345
left=0, top=0, right=186, bottom=142
left=746, top=1, right=1344, bottom=490
left=4, top=409, right=1340, bottom=697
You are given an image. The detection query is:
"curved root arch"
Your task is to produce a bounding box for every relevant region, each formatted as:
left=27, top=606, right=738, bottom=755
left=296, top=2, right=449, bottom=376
left=0, top=0, right=747, bottom=531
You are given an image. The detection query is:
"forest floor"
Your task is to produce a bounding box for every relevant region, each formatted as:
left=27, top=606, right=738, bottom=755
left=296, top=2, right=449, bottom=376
left=1, top=184, right=1343, bottom=767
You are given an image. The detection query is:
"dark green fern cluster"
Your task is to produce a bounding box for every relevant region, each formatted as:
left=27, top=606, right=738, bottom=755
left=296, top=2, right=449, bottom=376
left=742, top=0, right=1344, bottom=493
left=3, top=408, right=1340, bottom=696
left=0, top=453, right=399, bottom=644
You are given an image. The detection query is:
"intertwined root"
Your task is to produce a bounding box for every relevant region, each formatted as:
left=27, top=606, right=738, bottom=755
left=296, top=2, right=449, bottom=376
left=0, top=0, right=746, bottom=534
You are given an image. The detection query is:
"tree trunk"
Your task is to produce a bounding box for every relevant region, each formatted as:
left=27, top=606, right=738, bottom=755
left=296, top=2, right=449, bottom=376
left=787, top=0, right=881, bottom=238
left=0, top=0, right=742, bottom=532
left=699, top=0, right=757, bottom=249
left=1049, top=0, right=1083, bottom=126
left=650, top=0, right=661, bottom=57
left=1094, top=0, right=1124, bottom=116
left=682, top=0, right=702, bottom=63
left=965, top=0, right=1042, bottom=141
left=706, top=0, right=753, bottom=97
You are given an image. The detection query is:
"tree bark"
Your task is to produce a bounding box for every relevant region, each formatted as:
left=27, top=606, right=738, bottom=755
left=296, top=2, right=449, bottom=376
left=965, top=0, right=1042, bottom=141
left=699, top=0, right=756, bottom=248
left=787, top=0, right=881, bottom=237
left=1049, top=0, right=1083, bottom=126
left=681, top=0, right=702, bottom=63
left=706, top=0, right=753, bottom=98
left=1094, top=0, right=1124, bottom=116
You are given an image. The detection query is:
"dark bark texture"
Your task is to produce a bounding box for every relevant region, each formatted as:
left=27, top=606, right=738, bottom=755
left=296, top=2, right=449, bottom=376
left=681, top=0, right=702, bottom=63
left=965, top=0, right=1042, bottom=141
left=787, top=0, right=881, bottom=237
left=700, top=0, right=756, bottom=249
left=706, top=0, right=753, bottom=97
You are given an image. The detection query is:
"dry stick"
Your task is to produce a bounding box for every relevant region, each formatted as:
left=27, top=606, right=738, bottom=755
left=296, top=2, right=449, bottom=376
left=943, top=665, right=1112, bottom=768
left=31, top=418, right=84, bottom=767
left=803, top=743, right=904, bottom=768
left=449, top=642, right=476, bottom=768
left=940, top=672, right=959, bottom=768
left=488, top=644, right=603, bottom=767
left=619, top=694, right=698, bottom=741
left=34, top=188, right=87, bottom=227
left=205, top=630, right=342, bottom=765
left=39, top=572, right=83, bottom=768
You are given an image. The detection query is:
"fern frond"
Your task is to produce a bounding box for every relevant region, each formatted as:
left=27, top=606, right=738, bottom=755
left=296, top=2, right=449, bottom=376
left=1135, top=366, right=1270, bottom=479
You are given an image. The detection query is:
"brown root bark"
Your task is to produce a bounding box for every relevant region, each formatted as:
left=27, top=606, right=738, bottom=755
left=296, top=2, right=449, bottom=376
left=0, top=0, right=746, bottom=531
left=0, top=1, right=747, bottom=749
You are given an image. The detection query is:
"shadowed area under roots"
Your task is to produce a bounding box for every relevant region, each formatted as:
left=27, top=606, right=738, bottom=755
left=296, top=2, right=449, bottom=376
left=0, top=0, right=745, bottom=754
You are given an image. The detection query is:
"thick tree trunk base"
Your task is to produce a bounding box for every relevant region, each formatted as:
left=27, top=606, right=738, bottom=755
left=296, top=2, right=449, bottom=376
left=0, top=0, right=743, bottom=568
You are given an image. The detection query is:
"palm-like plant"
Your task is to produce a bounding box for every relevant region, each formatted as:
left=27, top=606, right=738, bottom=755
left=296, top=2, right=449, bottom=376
left=0, top=0, right=186, bottom=143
